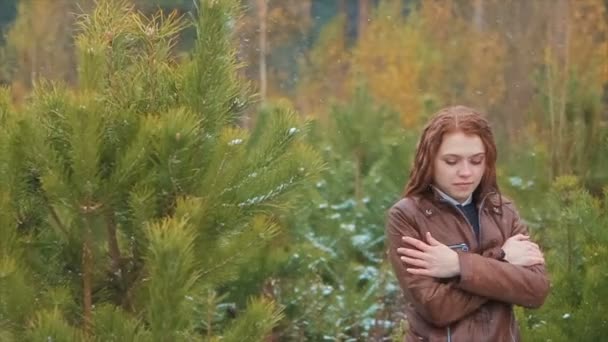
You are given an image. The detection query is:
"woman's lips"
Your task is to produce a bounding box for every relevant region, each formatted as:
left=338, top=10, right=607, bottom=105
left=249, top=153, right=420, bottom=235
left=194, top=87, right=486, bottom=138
left=453, top=183, right=473, bottom=189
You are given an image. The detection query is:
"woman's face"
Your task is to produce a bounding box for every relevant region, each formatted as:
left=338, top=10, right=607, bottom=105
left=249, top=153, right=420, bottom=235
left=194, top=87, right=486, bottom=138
left=433, top=131, right=486, bottom=203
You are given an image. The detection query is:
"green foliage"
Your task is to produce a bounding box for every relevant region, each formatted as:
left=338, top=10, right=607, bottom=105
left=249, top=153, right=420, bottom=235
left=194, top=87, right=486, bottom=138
left=0, top=87, right=11, bottom=123
left=533, top=43, right=608, bottom=188
left=91, top=304, right=150, bottom=341
left=498, top=138, right=552, bottom=221
left=0, top=1, right=322, bottom=340
left=182, top=0, right=248, bottom=134
left=25, top=309, right=83, bottom=342
left=221, top=297, right=284, bottom=342
left=0, top=255, right=36, bottom=332
left=517, top=176, right=608, bottom=341
left=76, top=0, right=188, bottom=112
left=275, top=88, right=415, bottom=339
left=144, top=217, right=199, bottom=340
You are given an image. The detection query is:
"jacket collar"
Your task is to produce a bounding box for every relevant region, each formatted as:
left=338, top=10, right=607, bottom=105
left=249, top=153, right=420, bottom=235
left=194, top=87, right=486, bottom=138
left=431, top=186, right=473, bottom=206
left=420, top=185, right=503, bottom=216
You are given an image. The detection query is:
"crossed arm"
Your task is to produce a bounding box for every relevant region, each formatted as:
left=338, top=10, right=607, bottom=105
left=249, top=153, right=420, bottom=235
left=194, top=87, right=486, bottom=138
left=386, top=205, right=550, bottom=327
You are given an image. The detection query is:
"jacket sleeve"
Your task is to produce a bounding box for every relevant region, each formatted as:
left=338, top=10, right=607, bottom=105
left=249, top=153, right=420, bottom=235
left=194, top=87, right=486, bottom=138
left=386, top=204, right=488, bottom=327
left=455, top=203, right=550, bottom=308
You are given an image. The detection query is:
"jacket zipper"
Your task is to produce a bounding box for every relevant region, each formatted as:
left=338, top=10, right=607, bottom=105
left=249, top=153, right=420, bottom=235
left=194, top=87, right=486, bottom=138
left=476, top=191, right=495, bottom=251
left=509, top=307, right=516, bottom=342
left=444, top=192, right=493, bottom=342
left=442, top=192, right=492, bottom=250
left=447, top=243, right=469, bottom=252
left=443, top=203, right=477, bottom=250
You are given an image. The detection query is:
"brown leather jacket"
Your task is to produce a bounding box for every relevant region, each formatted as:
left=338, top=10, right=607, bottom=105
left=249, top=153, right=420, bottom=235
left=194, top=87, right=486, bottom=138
left=386, top=189, right=550, bottom=342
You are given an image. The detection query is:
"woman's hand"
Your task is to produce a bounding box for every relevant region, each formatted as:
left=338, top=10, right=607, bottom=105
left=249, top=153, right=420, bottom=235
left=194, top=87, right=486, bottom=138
left=502, top=234, right=545, bottom=266
left=397, top=232, right=460, bottom=278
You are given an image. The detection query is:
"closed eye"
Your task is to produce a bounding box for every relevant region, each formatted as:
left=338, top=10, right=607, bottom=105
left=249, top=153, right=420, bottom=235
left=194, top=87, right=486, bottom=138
left=470, top=156, right=485, bottom=165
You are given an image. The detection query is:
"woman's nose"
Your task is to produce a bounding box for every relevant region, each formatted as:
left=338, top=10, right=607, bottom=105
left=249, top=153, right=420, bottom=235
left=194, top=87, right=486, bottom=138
left=458, top=163, right=472, bottom=177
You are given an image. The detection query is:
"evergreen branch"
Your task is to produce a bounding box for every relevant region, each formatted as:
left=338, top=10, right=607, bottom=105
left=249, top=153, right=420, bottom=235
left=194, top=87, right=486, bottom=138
left=199, top=241, right=255, bottom=279
left=40, top=191, right=69, bottom=238
left=26, top=309, right=83, bottom=340
left=81, top=216, right=94, bottom=337
left=199, top=224, right=277, bottom=280
left=104, top=208, right=129, bottom=307
left=144, top=218, right=199, bottom=338
left=79, top=199, right=104, bottom=336
left=206, top=290, right=215, bottom=339
left=235, top=176, right=296, bottom=208
left=221, top=296, right=284, bottom=342
left=105, top=210, right=122, bottom=274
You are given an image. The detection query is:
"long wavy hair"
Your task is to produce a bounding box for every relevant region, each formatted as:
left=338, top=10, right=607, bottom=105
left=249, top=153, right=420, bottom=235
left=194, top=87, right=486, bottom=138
left=404, top=106, right=499, bottom=198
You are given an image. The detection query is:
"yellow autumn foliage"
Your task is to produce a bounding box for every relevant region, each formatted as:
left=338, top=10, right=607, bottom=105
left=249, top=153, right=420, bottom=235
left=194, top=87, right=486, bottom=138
left=419, top=0, right=506, bottom=113
left=351, top=1, right=426, bottom=127
left=568, top=0, right=608, bottom=88
left=295, top=14, right=351, bottom=121
left=297, top=0, right=509, bottom=128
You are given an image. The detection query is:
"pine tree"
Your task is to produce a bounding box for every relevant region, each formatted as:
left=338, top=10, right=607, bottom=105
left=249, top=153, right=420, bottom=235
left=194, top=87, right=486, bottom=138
left=275, top=88, right=416, bottom=339
left=516, top=176, right=608, bottom=341
left=0, top=0, right=321, bottom=340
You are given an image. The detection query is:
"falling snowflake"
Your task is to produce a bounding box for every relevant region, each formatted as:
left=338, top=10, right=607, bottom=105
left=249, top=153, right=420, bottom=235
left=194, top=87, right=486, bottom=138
left=228, top=138, right=243, bottom=146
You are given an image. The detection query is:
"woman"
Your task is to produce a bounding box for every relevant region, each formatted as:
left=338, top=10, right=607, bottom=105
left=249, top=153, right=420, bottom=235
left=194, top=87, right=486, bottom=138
left=386, top=106, right=549, bottom=341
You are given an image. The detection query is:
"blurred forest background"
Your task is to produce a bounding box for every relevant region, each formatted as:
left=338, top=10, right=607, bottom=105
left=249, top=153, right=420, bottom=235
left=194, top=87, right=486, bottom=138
left=0, top=0, right=607, bottom=341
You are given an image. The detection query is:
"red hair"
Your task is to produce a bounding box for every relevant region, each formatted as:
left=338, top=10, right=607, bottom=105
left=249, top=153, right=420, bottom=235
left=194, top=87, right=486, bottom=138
left=404, top=106, right=499, bottom=198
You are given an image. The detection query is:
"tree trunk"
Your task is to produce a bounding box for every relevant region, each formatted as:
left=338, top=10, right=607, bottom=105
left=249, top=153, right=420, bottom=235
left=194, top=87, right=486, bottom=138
left=354, top=148, right=363, bottom=208
left=547, top=0, right=570, bottom=177
left=82, top=224, right=93, bottom=336
left=358, top=0, right=370, bottom=38
left=473, top=0, right=484, bottom=31
left=496, top=1, right=546, bottom=146
left=257, top=0, right=267, bottom=102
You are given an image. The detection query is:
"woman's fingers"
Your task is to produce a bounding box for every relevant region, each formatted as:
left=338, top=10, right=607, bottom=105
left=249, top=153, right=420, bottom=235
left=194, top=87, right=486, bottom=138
left=511, top=234, right=530, bottom=241
left=524, top=241, right=541, bottom=252
left=522, top=250, right=545, bottom=266
left=529, top=257, right=545, bottom=266
left=397, top=247, right=428, bottom=260
left=406, top=268, right=433, bottom=276
left=400, top=256, right=429, bottom=268
left=402, top=236, right=432, bottom=252
left=426, top=232, right=442, bottom=246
